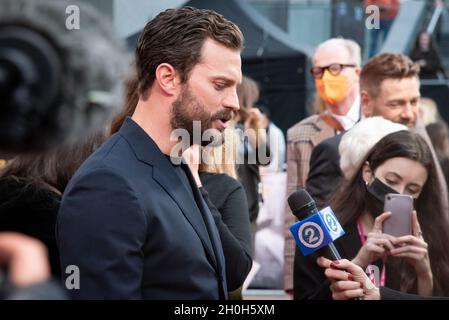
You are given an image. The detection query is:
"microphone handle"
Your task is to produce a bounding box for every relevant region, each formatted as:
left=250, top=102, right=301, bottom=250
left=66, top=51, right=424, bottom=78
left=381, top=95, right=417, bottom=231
left=327, top=243, right=362, bottom=300
left=328, top=243, right=342, bottom=260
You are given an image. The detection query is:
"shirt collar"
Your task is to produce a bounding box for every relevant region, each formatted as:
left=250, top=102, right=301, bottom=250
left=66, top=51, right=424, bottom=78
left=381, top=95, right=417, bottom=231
left=329, top=95, right=361, bottom=132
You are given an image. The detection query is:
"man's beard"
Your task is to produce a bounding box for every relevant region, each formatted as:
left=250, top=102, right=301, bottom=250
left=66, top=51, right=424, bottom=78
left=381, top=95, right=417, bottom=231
left=170, top=85, right=233, bottom=147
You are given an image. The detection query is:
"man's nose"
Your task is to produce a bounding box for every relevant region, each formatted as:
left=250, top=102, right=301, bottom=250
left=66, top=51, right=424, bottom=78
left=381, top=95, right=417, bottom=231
left=401, top=104, right=416, bottom=122
left=223, top=90, right=240, bottom=111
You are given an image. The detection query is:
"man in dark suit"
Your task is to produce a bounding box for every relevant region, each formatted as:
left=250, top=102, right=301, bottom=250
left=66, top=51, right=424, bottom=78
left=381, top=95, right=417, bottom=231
left=57, top=7, right=243, bottom=299
left=306, top=133, right=343, bottom=208
left=306, top=53, right=448, bottom=212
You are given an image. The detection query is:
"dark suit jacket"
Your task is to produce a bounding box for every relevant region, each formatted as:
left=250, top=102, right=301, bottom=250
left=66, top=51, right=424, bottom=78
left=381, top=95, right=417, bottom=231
left=306, top=134, right=343, bottom=209
left=57, top=117, right=227, bottom=299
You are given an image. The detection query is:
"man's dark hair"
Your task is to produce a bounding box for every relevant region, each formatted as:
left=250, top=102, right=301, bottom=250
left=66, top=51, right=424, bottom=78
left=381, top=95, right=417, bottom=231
left=135, top=6, right=244, bottom=99
left=360, top=53, right=420, bottom=96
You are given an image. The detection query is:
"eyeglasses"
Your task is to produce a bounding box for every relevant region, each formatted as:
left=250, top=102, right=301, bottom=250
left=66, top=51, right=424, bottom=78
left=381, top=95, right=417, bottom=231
left=310, top=63, right=357, bottom=79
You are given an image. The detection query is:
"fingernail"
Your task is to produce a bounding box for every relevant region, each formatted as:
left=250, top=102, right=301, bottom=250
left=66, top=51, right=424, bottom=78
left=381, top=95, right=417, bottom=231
left=333, top=260, right=340, bottom=265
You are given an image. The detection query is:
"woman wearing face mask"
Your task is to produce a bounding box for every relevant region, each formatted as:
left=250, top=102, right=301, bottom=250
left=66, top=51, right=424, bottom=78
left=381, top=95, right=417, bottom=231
left=293, top=130, right=449, bottom=299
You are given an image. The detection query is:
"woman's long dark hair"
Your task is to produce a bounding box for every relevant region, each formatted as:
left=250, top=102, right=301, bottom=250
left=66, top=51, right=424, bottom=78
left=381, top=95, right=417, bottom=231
left=331, top=130, right=449, bottom=295
left=0, top=131, right=105, bottom=194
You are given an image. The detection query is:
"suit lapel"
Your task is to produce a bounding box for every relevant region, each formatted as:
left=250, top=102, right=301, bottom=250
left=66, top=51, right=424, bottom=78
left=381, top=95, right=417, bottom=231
left=118, top=118, right=218, bottom=271
left=152, top=164, right=218, bottom=269
left=182, top=164, right=227, bottom=297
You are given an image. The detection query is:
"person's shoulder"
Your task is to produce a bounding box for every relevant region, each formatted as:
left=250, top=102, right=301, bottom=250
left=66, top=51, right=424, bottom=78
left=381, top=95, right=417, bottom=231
left=319, top=132, right=343, bottom=147
left=313, top=132, right=342, bottom=150
left=73, top=134, right=135, bottom=177
left=287, top=114, right=321, bottom=141
left=65, top=150, right=138, bottom=200
left=311, top=133, right=343, bottom=161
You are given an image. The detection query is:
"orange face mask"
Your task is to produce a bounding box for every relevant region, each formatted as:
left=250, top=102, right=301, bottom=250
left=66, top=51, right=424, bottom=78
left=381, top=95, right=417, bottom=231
left=315, top=71, right=349, bottom=106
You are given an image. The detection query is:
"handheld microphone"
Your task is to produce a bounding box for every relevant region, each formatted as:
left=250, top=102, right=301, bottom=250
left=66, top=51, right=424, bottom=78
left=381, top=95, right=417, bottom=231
left=288, top=189, right=344, bottom=259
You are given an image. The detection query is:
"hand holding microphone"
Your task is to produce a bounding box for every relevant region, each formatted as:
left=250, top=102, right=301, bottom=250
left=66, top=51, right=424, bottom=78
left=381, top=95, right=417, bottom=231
left=288, top=189, right=362, bottom=300
left=317, top=257, right=380, bottom=300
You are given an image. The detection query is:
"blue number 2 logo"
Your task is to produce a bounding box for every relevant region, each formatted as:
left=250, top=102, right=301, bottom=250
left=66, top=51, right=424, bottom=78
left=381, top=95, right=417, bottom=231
left=325, top=214, right=338, bottom=232
left=298, top=222, right=324, bottom=248
left=303, top=226, right=320, bottom=244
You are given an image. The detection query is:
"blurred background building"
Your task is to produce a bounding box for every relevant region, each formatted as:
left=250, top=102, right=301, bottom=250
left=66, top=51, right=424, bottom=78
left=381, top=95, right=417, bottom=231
left=82, top=0, right=449, bottom=134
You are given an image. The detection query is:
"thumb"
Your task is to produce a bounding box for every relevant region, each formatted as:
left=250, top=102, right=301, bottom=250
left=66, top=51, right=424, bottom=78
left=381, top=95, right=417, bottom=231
left=373, top=211, right=392, bottom=233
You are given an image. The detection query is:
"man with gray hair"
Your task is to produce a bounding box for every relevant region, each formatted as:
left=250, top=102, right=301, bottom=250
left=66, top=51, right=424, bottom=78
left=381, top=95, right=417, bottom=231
left=283, top=38, right=362, bottom=295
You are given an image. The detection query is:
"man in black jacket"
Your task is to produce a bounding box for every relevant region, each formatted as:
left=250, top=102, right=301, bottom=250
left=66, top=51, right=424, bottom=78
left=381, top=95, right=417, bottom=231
left=57, top=7, right=243, bottom=299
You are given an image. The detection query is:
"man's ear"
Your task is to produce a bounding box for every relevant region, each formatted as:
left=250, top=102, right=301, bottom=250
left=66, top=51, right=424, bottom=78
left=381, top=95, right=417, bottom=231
left=154, top=63, right=181, bottom=96
left=362, top=161, right=373, bottom=184
left=361, top=90, right=373, bottom=117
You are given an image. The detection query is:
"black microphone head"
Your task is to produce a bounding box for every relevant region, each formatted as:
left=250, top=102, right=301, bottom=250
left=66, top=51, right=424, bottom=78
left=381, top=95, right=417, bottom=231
left=288, top=189, right=318, bottom=220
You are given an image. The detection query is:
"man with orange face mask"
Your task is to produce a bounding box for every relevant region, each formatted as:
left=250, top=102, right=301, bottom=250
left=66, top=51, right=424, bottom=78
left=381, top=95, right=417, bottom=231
left=283, top=38, right=362, bottom=296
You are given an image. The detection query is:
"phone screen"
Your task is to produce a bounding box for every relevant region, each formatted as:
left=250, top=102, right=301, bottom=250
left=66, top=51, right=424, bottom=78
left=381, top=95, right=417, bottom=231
left=383, top=193, right=413, bottom=237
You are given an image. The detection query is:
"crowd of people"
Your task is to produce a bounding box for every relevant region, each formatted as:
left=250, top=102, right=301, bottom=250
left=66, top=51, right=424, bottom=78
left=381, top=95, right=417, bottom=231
left=1, top=2, right=449, bottom=301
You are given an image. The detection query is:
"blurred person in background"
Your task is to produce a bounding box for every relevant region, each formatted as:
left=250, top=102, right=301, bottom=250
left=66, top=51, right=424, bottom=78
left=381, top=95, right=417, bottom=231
left=258, top=106, right=285, bottom=174
left=234, top=75, right=271, bottom=254
left=419, top=97, right=441, bottom=126
left=0, top=132, right=105, bottom=277
left=426, top=120, right=449, bottom=197
left=410, top=31, right=447, bottom=80
left=284, top=38, right=361, bottom=295
left=0, top=232, right=64, bottom=300
left=251, top=106, right=286, bottom=290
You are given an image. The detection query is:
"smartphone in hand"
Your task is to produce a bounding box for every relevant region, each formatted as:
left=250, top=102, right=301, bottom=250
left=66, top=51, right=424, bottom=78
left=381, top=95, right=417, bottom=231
left=383, top=193, right=413, bottom=237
